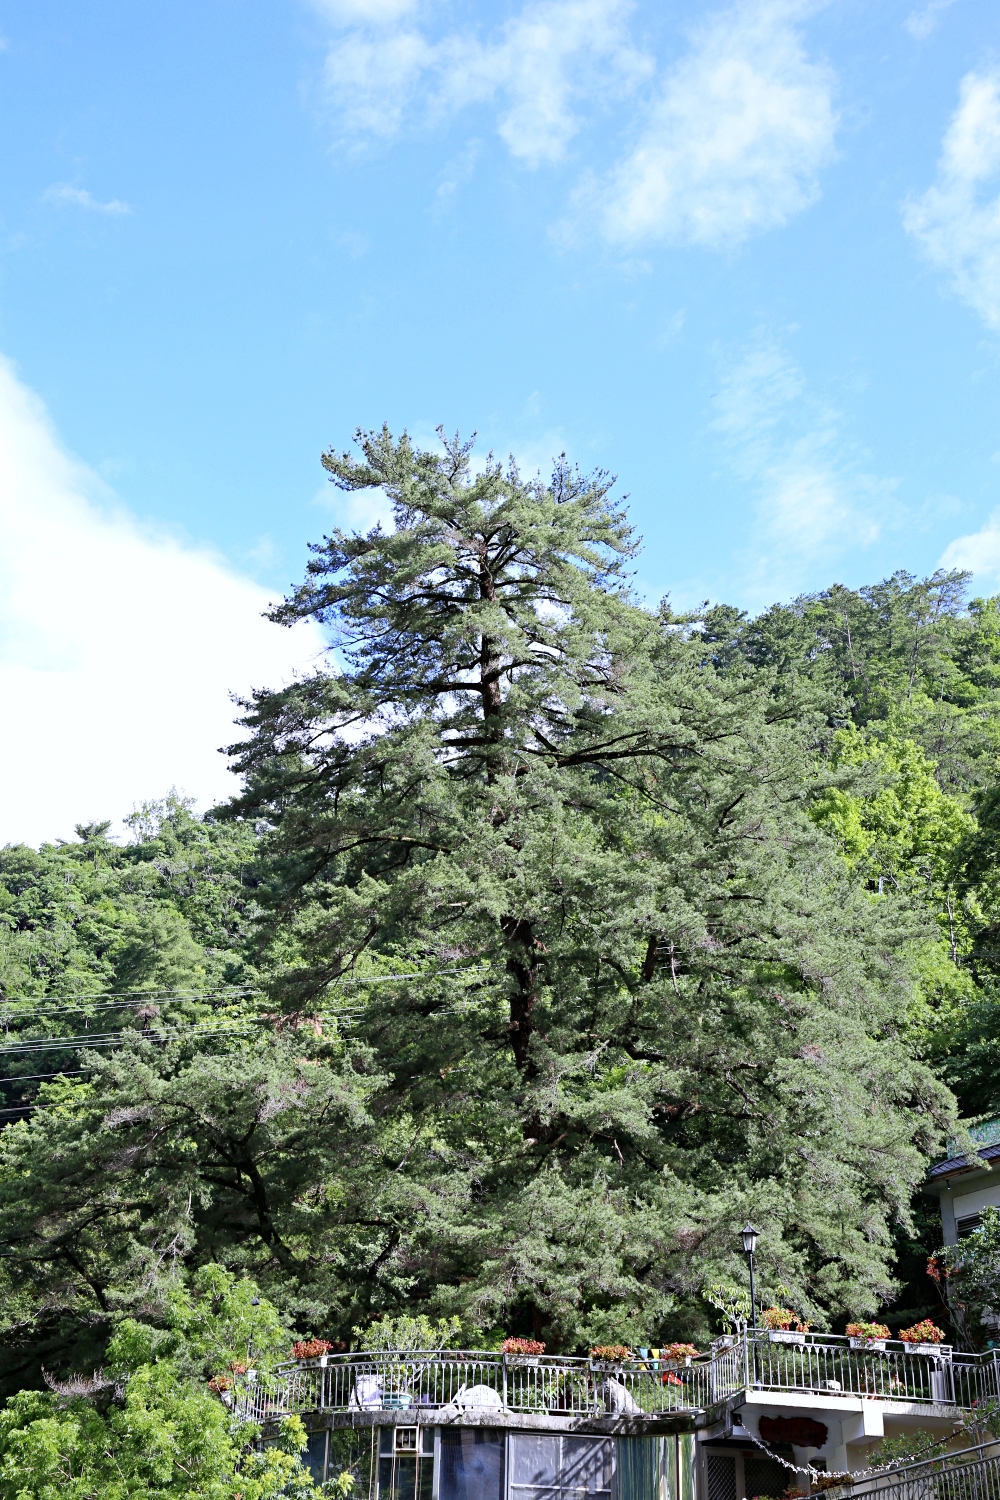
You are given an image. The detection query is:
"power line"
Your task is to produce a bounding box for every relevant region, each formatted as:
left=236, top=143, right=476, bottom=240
left=0, top=967, right=489, bottom=1020
left=0, top=1021, right=262, bottom=1058
left=0, top=1069, right=90, bottom=1083
left=0, top=989, right=257, bottom=1022
left=0, top=985, right=256, bottom=1004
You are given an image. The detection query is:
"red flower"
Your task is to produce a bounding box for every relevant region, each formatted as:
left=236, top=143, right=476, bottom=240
left=292, top=1338, right=333, bottom=1360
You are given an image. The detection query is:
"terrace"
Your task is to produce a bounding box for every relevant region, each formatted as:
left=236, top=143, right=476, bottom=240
left=236, top=1330, right=1000, bottom=1433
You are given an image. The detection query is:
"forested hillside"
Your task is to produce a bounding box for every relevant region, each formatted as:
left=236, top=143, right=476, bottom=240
left=2, top=428, right=1000, bottom=1489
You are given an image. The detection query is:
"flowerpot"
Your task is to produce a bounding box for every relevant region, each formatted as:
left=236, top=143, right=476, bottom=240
left=909, top=1343, right=944, bottom=1355
left=318, top=1356, right=328, bottom=1368
left=769, top=1332, right=806, bottom=1344
left=507, top=1356, right=540, bottom=1367
left=848, top=1338, right=886, bottom=1351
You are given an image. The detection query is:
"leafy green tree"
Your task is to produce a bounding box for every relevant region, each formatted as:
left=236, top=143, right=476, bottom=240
left=220, top=426, right=955, bottom=1345
left=0, top=1266, right=315, bottom=1500
left=928, top=1206, right=1000, bottom=1350
left=0, top=1035, right=371, bottom=1390
left=0, top=796, right=261, bottom=1106
left=704, top=571, right=1000, bottom=797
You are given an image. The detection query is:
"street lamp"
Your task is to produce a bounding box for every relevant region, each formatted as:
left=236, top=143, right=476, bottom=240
left=740, top=1223, right=759, bottom=1333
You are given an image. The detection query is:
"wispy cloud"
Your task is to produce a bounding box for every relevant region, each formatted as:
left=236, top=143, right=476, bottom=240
left=437, top=0, right=652, bottom=166
left=578, top=0, right=837, bottom=249
left=319, top=0, right=651, bottom=164
left=713, top=342, right=898, bottom=603
left=904, top=0, right=957, bottom=41
left=312, top=0, right=838, bottom=248
left=940, top=512, right=1000, bottom=583
left=309, top=0, right=416, bottom=21
left=42, top=184, right=132, bottom=215
left=903, top=68, right=1000, bottom=329
left=0, top=355, right=323, bottom=847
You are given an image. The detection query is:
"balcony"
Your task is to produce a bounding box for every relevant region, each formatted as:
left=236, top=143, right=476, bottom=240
left=233, top=1332, right=1000, bottom=1430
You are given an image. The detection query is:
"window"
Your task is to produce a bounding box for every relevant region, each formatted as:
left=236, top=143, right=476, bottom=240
left=440, top=1428, right=504, bottom=1500
left=706, top=1454, right=735, bottom=1500
left=378, top=1425, right=434, bottom=1500
left=508, top=1434, right=613, bottom=1500
left=743, top=1456, right=787, bottom=1500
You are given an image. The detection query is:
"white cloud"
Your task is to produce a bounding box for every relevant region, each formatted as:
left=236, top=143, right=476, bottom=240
left=319, top=0, right=651, bottom=165
left=904, top=0, right=957, bottom=41
left=939, top=512, right=1000, bottom=582
left=323, top=28, right=436, bottom=137
left=0, top=356, right=325, bottom=847
left=310, top=0, right=415, bottom=23
left=713, top=343, right=897, bottom=603
left=580, top=0, right=836, bottom=248
left=436, top=0, right=652, bottom=166
left=42, top=184, right=131, bottom=216
left=904, top=68, right=1000, bottom=329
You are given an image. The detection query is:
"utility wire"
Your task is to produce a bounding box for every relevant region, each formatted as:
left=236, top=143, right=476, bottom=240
left=0, top=990, right=257, bottom=1022
left=0, top=968, right=489, bottom=1021
left=0, top=1023, right=261, bottom=1058
left=0, top=985, right=256, bottom=1003
left=0, top=1069, right=90, bottom=1083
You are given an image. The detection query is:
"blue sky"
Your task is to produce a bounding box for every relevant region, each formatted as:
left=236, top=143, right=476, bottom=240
left=3, top=0, right=1000, bottom=841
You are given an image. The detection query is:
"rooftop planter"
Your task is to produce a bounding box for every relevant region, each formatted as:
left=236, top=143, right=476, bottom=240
left=501, top=1337, right=545, bottom=1367
left=899, top=1320, right=947, bottom=1355
left=846, top=1322, right=890, bottom=1352
left=762, top=1306, right=810, bottom=1344
left=589, top=1344, right=633, bottom=1370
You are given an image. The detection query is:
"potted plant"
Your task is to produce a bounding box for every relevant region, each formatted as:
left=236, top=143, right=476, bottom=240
left=291, top=1338, right=333, bottom=1367
left=589, top=1344, right=633, bottom=1366
left=762, top=1307, right=810, bottom=1344
left=663, top=1342, right=700, bottom=1367
left=501, top=1337, right=546, bottom=1366
left=898, top=1320, right=947, bottom=1355
left=845, top=1322, right=890, bottom=1351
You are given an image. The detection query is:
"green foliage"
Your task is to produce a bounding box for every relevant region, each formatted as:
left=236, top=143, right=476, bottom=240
left=0, top=793, right=257, bottom=999
left=863, top=1429, right=947, bottom=1469
left=702, top=1284, right=752, bottom=1333
left=809, top=726, right=973, bottom=894
left=0, top=1033, right=371, bottom=1386
left=219, top=428, right=956, bottom=1346
left=15, top=427, right=1000, bottom=1398
left=353, top=1314, right=463, bottom=1352
left=0, top=1270, right=315, bottom=1500
left=931, top=1206, right=1000, bottom=1350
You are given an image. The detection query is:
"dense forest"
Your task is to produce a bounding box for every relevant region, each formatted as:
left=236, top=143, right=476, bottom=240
left=3, top=427, right=1000, bottom=1493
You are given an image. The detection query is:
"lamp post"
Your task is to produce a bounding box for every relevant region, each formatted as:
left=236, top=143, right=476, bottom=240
left=740, top=1223, right=759, bottom=1333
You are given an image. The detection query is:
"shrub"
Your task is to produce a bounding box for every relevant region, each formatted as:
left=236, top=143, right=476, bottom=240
left=590, top=1344, right=632, bottom=1362
left=354, top=1315, right=463, bottom=1353
left=501, top=1337, right=546, bottom=1355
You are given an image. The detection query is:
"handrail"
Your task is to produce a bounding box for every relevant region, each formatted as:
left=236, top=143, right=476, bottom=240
left=231, top=1337, right=1000, bottom=1426
left=848, top=1439, right=1000, bottom=1500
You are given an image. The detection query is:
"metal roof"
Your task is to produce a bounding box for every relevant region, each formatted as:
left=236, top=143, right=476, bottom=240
left=925, top=1141, right=1000, bottom=1182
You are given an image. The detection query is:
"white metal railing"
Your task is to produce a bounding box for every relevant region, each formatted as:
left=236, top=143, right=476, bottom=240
left=850, top=1440, right=1000, bottom=1500
left=231, top=1334, right=1000, bottom=1425
left=742, top=1332, right=961, bottom=1405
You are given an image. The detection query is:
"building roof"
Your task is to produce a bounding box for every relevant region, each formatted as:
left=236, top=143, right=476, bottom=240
left=925, top=1140, right=1000, bottom=1184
